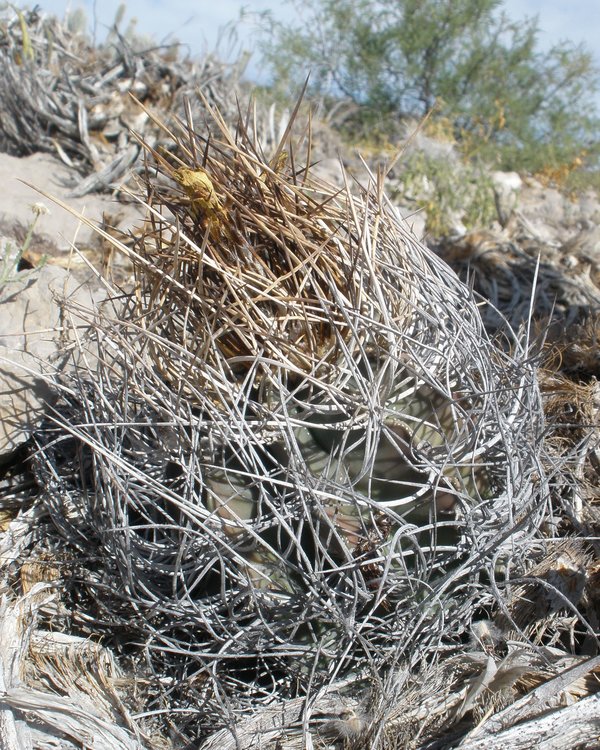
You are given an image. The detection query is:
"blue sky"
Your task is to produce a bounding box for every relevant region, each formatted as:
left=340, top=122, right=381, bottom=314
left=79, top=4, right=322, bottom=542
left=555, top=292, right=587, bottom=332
left=34, top=1, right=600, bottom=58
left=31, top=1, right=600, bottom=92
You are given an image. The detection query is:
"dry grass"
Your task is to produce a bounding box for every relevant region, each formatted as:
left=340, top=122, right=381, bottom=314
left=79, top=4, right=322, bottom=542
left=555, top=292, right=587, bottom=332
left=0, top=5, right=244, bottom=195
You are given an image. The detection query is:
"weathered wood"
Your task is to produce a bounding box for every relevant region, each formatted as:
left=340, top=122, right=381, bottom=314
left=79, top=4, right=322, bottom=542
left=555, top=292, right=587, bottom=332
left=458, top=695, right=600, bottom=750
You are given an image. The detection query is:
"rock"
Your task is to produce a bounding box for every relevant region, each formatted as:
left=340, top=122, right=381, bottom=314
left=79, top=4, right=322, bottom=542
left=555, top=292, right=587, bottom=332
left=0, top=262, right=104, bottom=362
left=559, top=226, right=600, bottom=290
left=0, top=262, right=106, bottom=456
left=400, top=120, right=458, bottom=162
left=491, top=171, right=522, bottom=226
left=0, top=347, right=54, bottom=455
left=516, top=179, right=600, bottom=246
left=0, top=151, right=141, bottom=255
left=398, top=206, right=427, bottom=241
left=312, top=157, right=346, bottom=188
left=561, top=225, right=600, bottom=260
left=576, top=191, right=600, bottom=229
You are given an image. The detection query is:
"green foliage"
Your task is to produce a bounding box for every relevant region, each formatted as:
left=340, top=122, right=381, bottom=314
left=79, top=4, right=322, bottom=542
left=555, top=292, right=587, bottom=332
left=395, top=150, right=497, bottom=237
left=260, top=0, right=600, bottom=176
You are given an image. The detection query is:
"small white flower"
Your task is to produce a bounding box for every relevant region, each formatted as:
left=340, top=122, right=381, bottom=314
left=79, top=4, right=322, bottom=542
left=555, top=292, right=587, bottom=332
left=30, top=202, right=50, bottom=217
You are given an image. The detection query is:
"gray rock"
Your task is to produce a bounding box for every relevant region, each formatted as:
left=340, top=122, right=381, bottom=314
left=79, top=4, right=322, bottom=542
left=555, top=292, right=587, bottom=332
left=491, top=171, right=522, bottom=226
left=400, top=120, right=459, bottom=162
left=561, top=225, right=600, bottom=260
left=397, top=206, right=427, bottom=241
left=0, top=262, right=103, bottom=361
left=576, top=190, right=600, bottom=228
left=0, top=151, right=141, bottom=253
left=516, top=179, right=600, bottom=246
left=0, top=262, right=106, bottom=455
left=0, top=346, right=54, bottom=455
left=311, top=157, right=346, bottom=188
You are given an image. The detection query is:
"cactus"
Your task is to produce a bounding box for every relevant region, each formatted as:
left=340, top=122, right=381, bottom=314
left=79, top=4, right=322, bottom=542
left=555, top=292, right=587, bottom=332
left=34, top=98, right=547, bottom=746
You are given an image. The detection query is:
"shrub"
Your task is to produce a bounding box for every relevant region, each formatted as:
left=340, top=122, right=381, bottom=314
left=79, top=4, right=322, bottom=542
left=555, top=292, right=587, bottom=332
left=260, top=0, right=600, bottom=176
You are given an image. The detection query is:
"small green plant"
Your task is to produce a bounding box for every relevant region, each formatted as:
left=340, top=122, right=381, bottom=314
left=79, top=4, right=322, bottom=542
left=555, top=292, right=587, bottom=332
left=394, top=150, right=497, bottom=237
left=0, top=201, right=49, bottom=289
